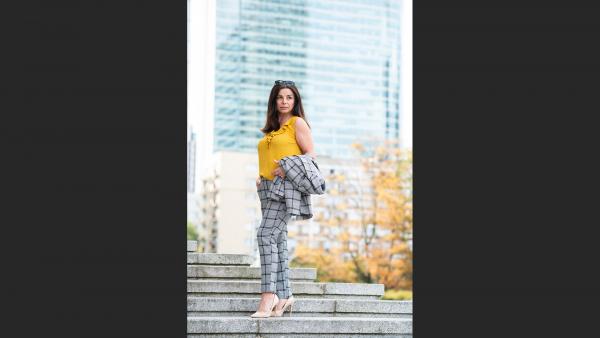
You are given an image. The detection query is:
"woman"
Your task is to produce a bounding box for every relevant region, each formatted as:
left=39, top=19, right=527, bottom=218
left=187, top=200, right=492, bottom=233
left=251, top=80, right=317, bottom=318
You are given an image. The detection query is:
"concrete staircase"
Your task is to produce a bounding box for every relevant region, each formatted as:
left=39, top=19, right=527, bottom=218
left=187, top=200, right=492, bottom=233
left=187, top=240, right=413, bottom=337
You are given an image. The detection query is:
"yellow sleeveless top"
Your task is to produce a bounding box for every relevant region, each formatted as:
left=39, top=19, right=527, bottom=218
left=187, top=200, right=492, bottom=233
left=257, top=115, right=302, bottom=180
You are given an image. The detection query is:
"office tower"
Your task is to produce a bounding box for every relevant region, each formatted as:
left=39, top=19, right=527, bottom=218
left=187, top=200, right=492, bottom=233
left=187, top=126, right=202, bottom=230
left=212, top=0, right=403, bottom=158
left=187, top=126, right=197, bottom=193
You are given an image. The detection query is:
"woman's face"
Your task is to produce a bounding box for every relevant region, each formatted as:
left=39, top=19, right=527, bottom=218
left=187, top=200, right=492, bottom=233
left=276, top=88, right=295, bottom=114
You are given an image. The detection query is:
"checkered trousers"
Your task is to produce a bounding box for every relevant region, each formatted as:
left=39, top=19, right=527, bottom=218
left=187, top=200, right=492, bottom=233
left=256, top=177, right=293, bottom=299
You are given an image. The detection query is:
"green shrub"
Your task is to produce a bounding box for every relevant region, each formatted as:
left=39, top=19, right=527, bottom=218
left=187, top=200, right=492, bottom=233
left=187, top=221, right=199, bottom=241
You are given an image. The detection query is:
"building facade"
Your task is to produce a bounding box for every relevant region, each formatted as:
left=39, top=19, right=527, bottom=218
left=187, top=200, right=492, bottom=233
left=189, top=0, right=408, bottom=260
left=212, top=0, right=403, bottom=159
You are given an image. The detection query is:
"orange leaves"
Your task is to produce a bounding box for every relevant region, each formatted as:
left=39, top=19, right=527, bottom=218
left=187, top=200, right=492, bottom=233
left=294, top=139, right=412, bottom=290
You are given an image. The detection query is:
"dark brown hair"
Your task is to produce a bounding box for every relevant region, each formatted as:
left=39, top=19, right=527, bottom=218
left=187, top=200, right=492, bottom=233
left=260, top=83, right=311, bottom=134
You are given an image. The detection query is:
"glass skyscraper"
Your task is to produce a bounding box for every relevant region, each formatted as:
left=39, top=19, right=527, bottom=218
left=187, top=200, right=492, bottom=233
left=213, top=0, right=403, bottom=159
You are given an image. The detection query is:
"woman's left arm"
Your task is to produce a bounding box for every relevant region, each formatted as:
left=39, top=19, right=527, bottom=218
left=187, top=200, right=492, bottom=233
left=295, top=117, right=317, bottom=159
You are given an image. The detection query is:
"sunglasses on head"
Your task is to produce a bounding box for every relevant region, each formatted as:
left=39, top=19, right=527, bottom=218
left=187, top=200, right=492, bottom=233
left=274, top=80, right=295, bottom=86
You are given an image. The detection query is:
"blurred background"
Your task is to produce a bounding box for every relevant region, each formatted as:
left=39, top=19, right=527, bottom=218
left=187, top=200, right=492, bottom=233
left=187, top=0, right=412, bottom=300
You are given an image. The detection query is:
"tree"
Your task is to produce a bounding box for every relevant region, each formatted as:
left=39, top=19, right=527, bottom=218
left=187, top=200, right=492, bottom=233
left=293, top=138, right=413, bottom=290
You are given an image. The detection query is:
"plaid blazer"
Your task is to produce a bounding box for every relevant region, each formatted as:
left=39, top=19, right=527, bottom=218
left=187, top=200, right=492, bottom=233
left=266, top=154, right=326, bottom=220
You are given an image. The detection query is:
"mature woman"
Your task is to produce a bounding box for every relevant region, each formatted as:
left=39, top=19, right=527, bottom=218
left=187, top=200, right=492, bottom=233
left=251, top=80, right=317, bottom=318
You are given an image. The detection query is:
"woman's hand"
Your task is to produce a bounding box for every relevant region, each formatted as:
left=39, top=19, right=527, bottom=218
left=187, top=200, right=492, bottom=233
left=272, top=160, right=285, bottom=179
left=256, top=177, right=261, bottom=188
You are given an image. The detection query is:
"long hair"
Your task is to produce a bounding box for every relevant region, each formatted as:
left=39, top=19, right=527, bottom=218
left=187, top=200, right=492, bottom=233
left=260, top=83, right=311, bottom=134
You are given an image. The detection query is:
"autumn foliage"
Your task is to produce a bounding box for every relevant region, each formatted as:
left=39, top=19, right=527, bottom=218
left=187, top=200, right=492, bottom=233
left=291, top=139, right=413, bottom=291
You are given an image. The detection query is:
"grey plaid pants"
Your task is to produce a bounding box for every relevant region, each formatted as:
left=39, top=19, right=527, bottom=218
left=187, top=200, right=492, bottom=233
left=256, top=177, right=293, bottom=299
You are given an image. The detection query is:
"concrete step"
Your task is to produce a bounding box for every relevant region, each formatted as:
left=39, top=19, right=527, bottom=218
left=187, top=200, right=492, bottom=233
left=188, top=280, right=384, bottom=300
left=187, top=316, right=412, bottom=337
left=188, top=240, right=198, bottom=252
left=188, top=265, right=317, bottom=281
left=187, top=297, right=412, bottom=318
left=187, top=252, right=255, bottom=266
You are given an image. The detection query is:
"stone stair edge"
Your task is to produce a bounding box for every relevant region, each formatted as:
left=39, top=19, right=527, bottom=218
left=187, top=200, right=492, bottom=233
left=187, top=316, right=412, bottom=335
left=187, top=296, right=413, bottom=314
left=187, top=335, right=410, bottom=338
left=187, top=265, right=316, bottom=270
left=188, top=279, right=385, bottom=288
left=188, top=280, right=385, bottom=297
left=187, top=296, right=412, bottom=304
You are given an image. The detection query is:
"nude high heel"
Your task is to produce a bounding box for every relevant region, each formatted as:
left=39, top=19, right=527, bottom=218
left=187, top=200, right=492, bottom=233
left=250, top=294, right=279, bottom=318
left=271, top=296, right=295, bottom=317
